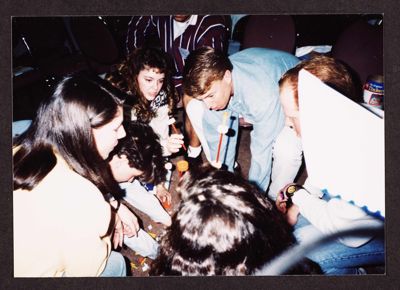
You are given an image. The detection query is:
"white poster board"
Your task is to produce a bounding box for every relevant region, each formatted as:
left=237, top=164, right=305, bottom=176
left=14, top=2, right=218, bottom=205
left=298, top=70, right=385, bottom=217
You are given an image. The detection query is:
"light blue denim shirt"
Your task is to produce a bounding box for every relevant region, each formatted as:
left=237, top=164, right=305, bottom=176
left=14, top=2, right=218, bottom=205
left=229, top=48, right=299, bottom=190
left=203, top=48, right=299, bottom=191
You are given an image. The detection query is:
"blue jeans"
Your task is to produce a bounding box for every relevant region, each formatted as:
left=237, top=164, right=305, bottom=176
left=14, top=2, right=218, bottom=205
left=294, top=216, right=385, bottom=275
left=99, top=251, right=127, bottom=277
left=12, top=119, right=32, bottom=138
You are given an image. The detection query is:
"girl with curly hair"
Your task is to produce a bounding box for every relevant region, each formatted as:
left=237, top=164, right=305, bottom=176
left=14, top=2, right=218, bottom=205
left=106, top=46, right=183, bottom=156
left=106, top=46, right=184, bottom=205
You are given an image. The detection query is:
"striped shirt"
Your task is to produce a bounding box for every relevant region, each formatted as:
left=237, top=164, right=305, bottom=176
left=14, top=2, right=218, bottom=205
left=126, top=15, right=229, bottom=95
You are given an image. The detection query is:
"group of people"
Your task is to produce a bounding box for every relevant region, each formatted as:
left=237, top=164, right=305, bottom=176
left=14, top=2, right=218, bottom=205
left=13, top=14, right=384, bottom=277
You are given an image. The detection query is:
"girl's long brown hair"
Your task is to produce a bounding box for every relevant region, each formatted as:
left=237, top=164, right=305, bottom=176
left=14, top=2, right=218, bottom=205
left=106, top=46, right=178, bottom=123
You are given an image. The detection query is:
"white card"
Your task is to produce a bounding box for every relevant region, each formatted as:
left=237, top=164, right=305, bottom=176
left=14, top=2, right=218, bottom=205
left=298, top=70, right=384, bottom=216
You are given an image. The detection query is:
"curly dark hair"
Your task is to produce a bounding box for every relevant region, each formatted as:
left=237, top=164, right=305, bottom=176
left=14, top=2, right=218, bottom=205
left=109, top=121, right=167, bottom=185
left=150, top=165, right=321, bottom=276
left=106, top=46, right=178, bottom=123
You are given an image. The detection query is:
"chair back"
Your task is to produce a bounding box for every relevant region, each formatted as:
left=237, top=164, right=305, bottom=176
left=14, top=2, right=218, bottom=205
left=13, top=17, right=72, bottom=61
left=241, top=15, right=296, bottom=54
left=331, top=18, right=383, bottom=85
left=69, top=17, right=120, bottom=74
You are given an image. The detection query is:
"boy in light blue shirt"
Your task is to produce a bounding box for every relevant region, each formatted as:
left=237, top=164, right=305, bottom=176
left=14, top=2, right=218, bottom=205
left=183, top=47, right=299, bottom=192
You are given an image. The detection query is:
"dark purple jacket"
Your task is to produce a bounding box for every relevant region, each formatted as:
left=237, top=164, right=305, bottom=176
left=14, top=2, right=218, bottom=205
left=126, top=15, right=229, bottom=95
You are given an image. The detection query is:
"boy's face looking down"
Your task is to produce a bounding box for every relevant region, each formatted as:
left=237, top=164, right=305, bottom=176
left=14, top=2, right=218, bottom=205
left=196, top=70, right=233, bottom=111
left=109, top=154, right=144, bottom=183
left=279, top=81, right=301, bottom=137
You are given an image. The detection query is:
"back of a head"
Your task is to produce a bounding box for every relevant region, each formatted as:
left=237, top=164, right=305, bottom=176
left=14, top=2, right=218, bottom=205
left=110, top=121, right=166, bottom=185
left=183, top=46, right=233, bottom=98
left=150, top=165, right=302, bottom=276
left=280, top=54, right=361, bottom=106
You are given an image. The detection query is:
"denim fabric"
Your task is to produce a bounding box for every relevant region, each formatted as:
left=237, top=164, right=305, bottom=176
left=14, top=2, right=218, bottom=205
left=12, top=119, right=32, bottom=138
left=123, top=229, right=159, bottom=259
left=294, top=215, right=385, bottom=275
left=202, top=48, right=299, bottom=190
left=121, top=180, right=171, bottom=225
left=99, top=251, right=127, bottom=277
left=268, top=125, right=303, bottom=199
left=202, top=108, right=239, bottom=171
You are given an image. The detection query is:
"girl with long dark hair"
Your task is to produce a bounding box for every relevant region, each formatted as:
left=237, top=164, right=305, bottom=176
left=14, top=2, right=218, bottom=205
left=13, top=73, right=139, bottom=277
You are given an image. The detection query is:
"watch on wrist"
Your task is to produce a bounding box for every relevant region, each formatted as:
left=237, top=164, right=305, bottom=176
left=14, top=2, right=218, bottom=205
left=284, top=184, right=304, bottom=198
left=282, top=183, right=306, bottom=208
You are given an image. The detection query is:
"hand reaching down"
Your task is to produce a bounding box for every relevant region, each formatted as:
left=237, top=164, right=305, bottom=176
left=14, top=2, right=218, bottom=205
left=156, top=184, right=172, bottom=205
left=118, top=203, right=139, bottom=237
left=166, top=134, right=184, bottom=153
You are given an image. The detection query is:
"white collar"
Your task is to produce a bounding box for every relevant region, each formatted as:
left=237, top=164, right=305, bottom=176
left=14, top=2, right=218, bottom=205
left=173, top=15, right=198, bottom=40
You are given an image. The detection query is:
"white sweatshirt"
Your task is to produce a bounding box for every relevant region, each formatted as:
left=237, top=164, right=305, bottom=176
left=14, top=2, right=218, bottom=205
left=292, top=189, right=383, bottom=248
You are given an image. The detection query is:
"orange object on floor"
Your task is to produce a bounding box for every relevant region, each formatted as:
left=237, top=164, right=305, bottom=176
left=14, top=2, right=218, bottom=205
left=176, top=160, right=189, bottom=177
left=162, top=200, right=171, bottom=209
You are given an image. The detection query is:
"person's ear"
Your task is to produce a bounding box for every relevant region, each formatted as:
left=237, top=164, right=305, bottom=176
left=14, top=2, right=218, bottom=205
left=223, top=70, right=232, bottom=84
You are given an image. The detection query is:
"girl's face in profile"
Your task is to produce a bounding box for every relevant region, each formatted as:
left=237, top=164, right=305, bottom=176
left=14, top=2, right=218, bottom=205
left=137, top=66, right=165, bottom=102
left=92, top=106, right=125, bottom=159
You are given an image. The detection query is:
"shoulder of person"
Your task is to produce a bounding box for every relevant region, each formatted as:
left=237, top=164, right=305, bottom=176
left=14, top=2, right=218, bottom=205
left=194, top=15, right=227, bottom=31
left=48, top=155, right=106, bottom=203
left=153, top=15, right=171, bottom=25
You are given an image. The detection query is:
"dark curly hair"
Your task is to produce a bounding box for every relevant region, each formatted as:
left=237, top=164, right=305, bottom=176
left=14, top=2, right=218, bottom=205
left=109, top=121, right=167, bottom=185
left=106, top=46, right=178, bottom=123
left=150, top=165, right=321, bottom=276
